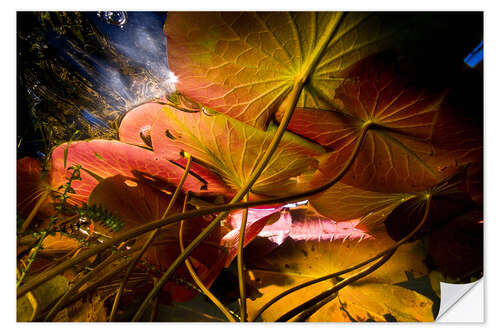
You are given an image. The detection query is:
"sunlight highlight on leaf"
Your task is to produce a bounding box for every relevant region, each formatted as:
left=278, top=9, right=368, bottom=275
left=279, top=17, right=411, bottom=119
left=165, top=12, right=411, bottom=128
left=151, top=105, right=324, bottom=196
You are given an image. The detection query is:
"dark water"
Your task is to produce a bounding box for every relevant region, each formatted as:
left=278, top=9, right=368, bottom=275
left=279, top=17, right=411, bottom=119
left=17, top=12, right=175, bottom=160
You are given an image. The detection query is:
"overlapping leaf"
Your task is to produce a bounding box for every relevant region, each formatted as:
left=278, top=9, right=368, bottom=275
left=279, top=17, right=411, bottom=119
left=225, top=207, right=373, bottom=266
left=165, top=12, right=412, bottom=129
left=310, top=165, right=478, bottom=237
left=221, top=209, right=284, bottom=267
left=119, top=101, right=233, bottom=196
left=119, top=101, right=166, bottom=148
left=309, top=180, right=415, bottom=223
left=151, top=105, right=325, bottom=196
left=49, top=139, right=224, bottom=204
left=287, top=54, right=481, bottom=193
left=88, top=175, right=226, bottom=302
left=245, top=211, right=431, bottom=321
left=287, top=208, right=370, bottom=242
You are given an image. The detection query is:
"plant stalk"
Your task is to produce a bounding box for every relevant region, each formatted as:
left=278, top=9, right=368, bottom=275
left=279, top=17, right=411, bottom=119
left=237, top=194, right=249, bottom=322
left=109, top=154, right=192, bottom=322
left=20, top=190, right=50, bottom=233
left=18, top=122, right=370, bottom=298
left=277, top=250, right=396, bottom=322
left=17, top=231, right=47, bottom=288
left=274, top=196, right=431, bottom=322
left=130, top=63, right=327, bottom=320
left=44, top=246, right=129, bottom=321
left=179, top=193, right=237, bottom=322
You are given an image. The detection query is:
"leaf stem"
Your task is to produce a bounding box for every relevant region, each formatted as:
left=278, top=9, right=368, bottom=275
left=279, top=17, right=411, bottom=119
left=44, top=245, right=129, bottom=321
left=109, top=153, right=193, bottom=322
left=237, top=194, right=249, bottom=322
left=130, top=64, right=323, bottom=321
left=291, top=291, right=338, bottom=322
left=179, top=193, right=237, bottom=322
left=274, top=195, right=431, bottom=322
left=55, top=258, right=136, bottom=314
left=18, top=122, right=370, bottom=298
left=276, top=250, right=396, bottom=322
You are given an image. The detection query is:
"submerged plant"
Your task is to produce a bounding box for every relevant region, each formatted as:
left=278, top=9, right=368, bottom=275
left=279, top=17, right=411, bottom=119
left=17, top=11, right=483, bottom=322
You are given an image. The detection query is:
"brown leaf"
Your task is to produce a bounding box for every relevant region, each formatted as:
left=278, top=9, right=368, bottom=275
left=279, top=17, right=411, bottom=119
left=428, top=209, right=483, bottom=278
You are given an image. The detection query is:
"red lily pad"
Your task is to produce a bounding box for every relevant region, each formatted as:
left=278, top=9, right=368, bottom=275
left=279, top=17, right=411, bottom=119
left=49, top=140, right=221, bottom=204
left=119, top=101, right=166, bottom=148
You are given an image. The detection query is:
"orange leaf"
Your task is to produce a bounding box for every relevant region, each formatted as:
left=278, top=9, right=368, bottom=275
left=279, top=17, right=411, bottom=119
left=246, top=227, right=430, bottom=321
left=165, top=12, right=410, bottom=129
left=151, top=105, right=324, bottom=196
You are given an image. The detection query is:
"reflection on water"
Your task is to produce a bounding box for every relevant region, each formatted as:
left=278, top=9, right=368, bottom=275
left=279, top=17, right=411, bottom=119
left=17, top=12, right=176, bottom=159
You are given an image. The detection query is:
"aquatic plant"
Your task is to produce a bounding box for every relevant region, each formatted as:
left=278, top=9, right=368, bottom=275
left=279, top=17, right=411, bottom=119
left=16, top=11, right=483, bottom=322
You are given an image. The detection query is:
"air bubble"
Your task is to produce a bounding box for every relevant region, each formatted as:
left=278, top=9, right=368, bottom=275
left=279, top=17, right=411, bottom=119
left=97, top=11, right=128, bottom=28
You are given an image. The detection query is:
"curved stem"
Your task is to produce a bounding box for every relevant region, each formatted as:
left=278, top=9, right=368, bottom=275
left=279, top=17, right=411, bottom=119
left=44, top=244, right=129, bottom=321
left=130, top=64, right=352, bottom=320
left=237, top=194, right=249, bottom=322
left=291, top=291, right=338, bottom=322
left=274, top=195, right=432, bottom=322
left=109, top=154, right=193, bottom=322
left=251, top=189, right=431, bottom=322
left=179, top=193, right=237, bottom=322
left=277, top=250, right=396, bottom=322
left=54, top=258, right=136, bottom=316
left=149, top=278, right=159, bottom=322
left=108, top=229, right=159, bottom=321
left=18, top=124, right=370, bottom=299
